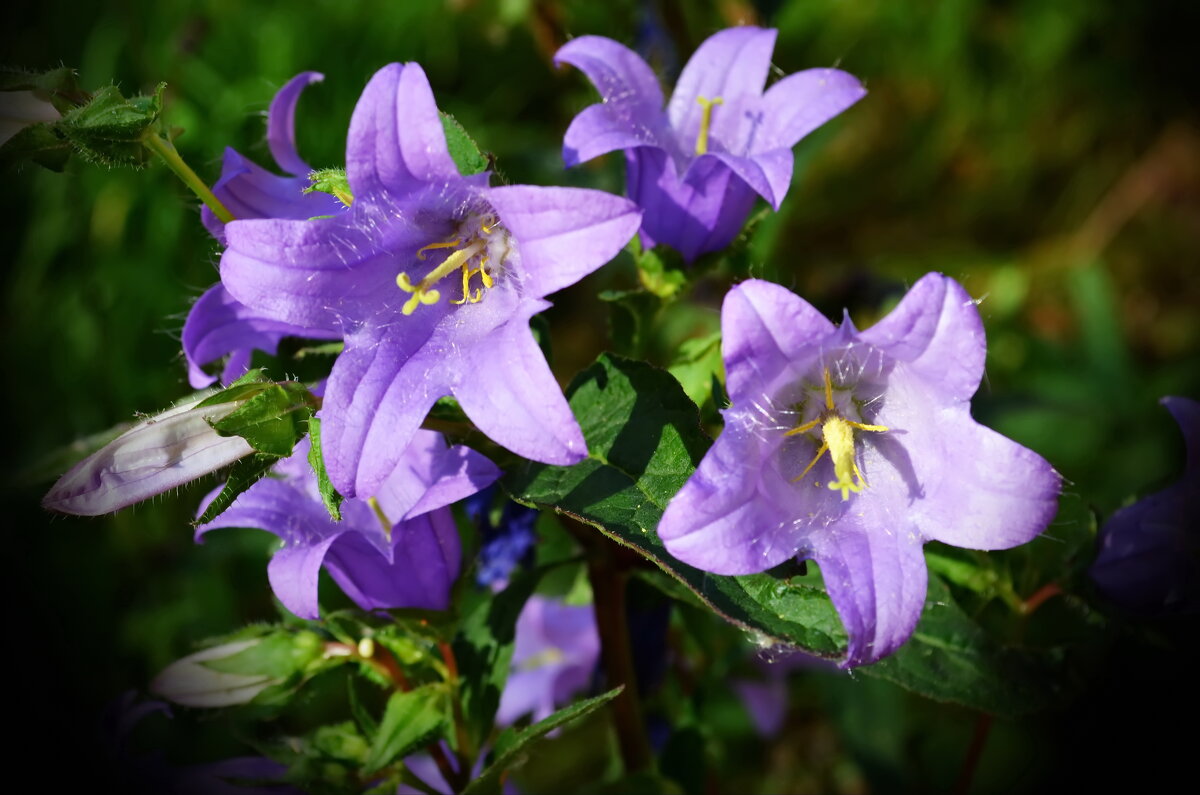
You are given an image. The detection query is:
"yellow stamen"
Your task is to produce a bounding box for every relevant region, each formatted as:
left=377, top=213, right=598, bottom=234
left=396, top=240, right=486, bottom=315
left=792, top=441, right=829, bottom=483
left=416, top=238, right=462, bottom=260
left=367, top=496, right=392, bottom=540
left=695, top=96, right=724, bottom=155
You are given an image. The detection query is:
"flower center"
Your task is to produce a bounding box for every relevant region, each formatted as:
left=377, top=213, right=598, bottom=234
left=694, top=95, right=724, bottom=155
left=395, top=215, right=508, bottom=315
left=785, top=367, right=888, bottom=500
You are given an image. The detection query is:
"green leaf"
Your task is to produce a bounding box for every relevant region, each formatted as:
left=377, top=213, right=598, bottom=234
left=440, top=111, right=489, bottom=176
left=451, top=565, right=544, bottom=750
left=307, top=417, right=343, bottom=521
left=463, top=687, right=624, bottom=795
left=858, top=575, right=1065, bottom=716
left=667, top=331, right=723, bottom=409
left=210, top=381, right=315, bottom=457
left=363, top=685, right=449, bottom=774
left=195, top=453, right=278, bottom=525
left=58, top=82, right=164, bottom=166
left=504, top=354, right=846, bottom=657
left=0, top=123, right=71, bottom=171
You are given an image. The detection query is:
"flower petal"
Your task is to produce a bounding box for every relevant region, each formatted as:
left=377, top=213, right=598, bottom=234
left=268, top=533, right=342, bottom=619
left=757, top=68, right=866, bottom=154
left=554, top=35, right=670, bottom=166
left=667, top=27, right=776, bottom=145
left=374, top=430, right=501, bottom=522
left=659, top=412, right=807, bottom=574
left=201, top=147, right=341, bottom=242
left=183, top=284, right=339, bottom=388
left=1163, top=395, right=1200, bottom=474
left=267, top=71, right=323, bottom=177
left=705, top=149, right=788, bottom=209
left=720, top=279, right=835, bottom=404
left=43, top=393, right=254, bottom=516
left=856, top=273, right=986, bottom=403
left=346, top=63, right=460, bottom=201
left=324, top=508, right=460, bottom=612
left=453, top=309, right=587, bottom=465
left=875, top=376, right=1061, bottom=549
left=626, top=148, right=759, bottom=262
left=485, top=184, right=641, bottom=297
left=321, top=322, right=448, bottom=497
left=220, top=210, right=428, bottom=331
left=802, top=515, right=929, bottom=667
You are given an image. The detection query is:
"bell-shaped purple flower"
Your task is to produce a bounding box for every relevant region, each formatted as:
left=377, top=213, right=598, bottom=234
left=196, top=430, right=500, bottom=619
left=218, top=63, right=642, bottom=497
left=184, top=72, right=343, bottom=389
left=1090, top=396, right=1199, bottom=614
left=495, top=595, right=600, bottom=726
left=658, top=275, right=1061, bottom=666
left=556, top=27, right=865, bottom=262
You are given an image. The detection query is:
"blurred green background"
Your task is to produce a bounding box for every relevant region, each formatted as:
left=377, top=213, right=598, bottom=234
left=2, top=1, right=1197, bottom=793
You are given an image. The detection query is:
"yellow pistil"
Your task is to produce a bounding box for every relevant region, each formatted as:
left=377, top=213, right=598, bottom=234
left=785, top=368, right=889, bottom=500
left=695, top=95, right=724, bottom=155
left=396, top=240, right=487, bottom=315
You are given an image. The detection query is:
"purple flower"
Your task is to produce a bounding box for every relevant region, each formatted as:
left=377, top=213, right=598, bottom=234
left=196, top=430, right=500, bottom=618
left=556, top=27, right=865, bottom=262
left=218, top=63, right=641, bottom=497
left=495, top=596, right=600, bottom=725
left=184, top=72, right=343, bottom=389
left=658, top=275, right=1061, bottom=666
left=1090, top=396, right=1199, bottom=614
left=465, top=486, right=539, bottom=587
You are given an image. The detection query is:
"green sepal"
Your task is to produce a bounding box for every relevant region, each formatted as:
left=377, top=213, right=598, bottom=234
left=305, top=167, right=353, bottom=207
left=58, top=82, right=165, bottom=167
left=307, top=417, right=344, bottom=521
left=195, top=453, right=279, bottom=525
left=440, top=111, right=489, bottom=176
left=202, top=629, right=324, bottom=680
left=363, top=685, right=449, bottom=774
left=462, top=687, right=625, bottom=795
left=209, top=380, right=316, bottom=457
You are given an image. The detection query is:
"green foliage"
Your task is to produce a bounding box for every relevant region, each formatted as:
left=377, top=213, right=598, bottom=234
left=463, top=687, right=625, bottom=795
left=364, top=685, right=449, bottom=774
left=451, top=565, right=543, bottom=751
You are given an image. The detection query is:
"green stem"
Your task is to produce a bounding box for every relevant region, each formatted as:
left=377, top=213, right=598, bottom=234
left=142, top=133, right=234, bottom=224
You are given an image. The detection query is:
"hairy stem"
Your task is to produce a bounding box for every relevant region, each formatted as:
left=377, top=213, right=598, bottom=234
left=142, top=133, right=234, bottom=224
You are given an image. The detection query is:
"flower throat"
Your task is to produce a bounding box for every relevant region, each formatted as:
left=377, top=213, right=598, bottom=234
left=786, top=367, right=889, bottom=500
